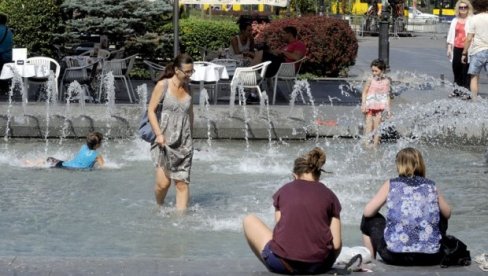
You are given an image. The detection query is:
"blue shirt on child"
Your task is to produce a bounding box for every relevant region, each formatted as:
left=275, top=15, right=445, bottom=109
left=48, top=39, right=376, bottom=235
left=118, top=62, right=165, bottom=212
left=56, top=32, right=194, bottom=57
left=62, top=144, right=99, bottom=169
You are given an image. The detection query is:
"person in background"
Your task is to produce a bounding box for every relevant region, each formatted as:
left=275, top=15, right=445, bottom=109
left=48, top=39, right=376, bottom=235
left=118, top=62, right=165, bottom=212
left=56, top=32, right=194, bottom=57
left=46, top=131, right=105, bottom=170
left=462, top=0, right=488, bottom=100
left=446, top=0, right=474, bottom=97
left=229, top=20, right=255, bottom=59
left=252, top=26, right=306, bottom=78
left=148, top=53, right=194, bottom=212
left=243, top=147, right=342, bottom=274
left=0, top=12, right=13, bottom=94
left=360, top=147, right=451, bottom=265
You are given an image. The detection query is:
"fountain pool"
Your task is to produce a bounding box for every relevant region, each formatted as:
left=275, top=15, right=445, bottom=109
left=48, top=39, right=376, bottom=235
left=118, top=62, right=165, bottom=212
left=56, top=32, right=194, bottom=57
left=0, top=138, right=486, bottom=260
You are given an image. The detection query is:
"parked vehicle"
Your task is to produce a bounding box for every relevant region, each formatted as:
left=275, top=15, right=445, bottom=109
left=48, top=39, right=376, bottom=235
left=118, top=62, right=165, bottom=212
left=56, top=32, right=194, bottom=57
left=408, top=7, right=439, bottom=24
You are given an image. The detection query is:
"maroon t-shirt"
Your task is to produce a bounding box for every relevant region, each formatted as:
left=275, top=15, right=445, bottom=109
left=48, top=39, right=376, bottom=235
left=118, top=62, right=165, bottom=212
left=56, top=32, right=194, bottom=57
left=269, top=179, right=341, bottom=263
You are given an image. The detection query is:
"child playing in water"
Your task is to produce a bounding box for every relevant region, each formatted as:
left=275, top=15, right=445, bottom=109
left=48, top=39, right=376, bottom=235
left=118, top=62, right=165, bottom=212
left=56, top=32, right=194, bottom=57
left=361, top=59, right=392, bottom=146
left=47, top=131, right=105, bottom=169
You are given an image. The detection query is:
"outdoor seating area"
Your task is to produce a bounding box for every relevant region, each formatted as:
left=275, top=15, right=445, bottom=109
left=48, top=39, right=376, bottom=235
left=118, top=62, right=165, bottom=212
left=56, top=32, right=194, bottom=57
left=0, top=46, right=145, bottom=104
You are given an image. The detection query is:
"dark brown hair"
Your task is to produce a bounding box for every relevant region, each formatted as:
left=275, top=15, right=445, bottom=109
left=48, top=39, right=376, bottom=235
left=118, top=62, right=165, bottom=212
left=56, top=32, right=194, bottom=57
left=371, top=59, right=387, bottom=71
left=158, top=53, right=193, bottom=81
left=283, top=26, right=298, bottom=38
left=0, top=13, right=8, bottom=25
left=86, top=131, right=103, bottom=150
left=293, top=147, right=326, bottom=179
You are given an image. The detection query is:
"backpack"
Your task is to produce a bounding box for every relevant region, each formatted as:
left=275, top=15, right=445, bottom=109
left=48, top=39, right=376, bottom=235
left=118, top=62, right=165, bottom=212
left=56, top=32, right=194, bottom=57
left=440, top=235, right=471, bottom=268
left=138, top=79, right=167, bottom=143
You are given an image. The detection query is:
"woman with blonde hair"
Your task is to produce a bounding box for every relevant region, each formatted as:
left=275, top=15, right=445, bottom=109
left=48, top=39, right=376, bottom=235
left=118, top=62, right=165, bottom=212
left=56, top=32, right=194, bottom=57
left=446, top=0, right=474, bottom=97
left=243, top=147, right=342, bottom=274
left=360, top=147, right=452, bottom=265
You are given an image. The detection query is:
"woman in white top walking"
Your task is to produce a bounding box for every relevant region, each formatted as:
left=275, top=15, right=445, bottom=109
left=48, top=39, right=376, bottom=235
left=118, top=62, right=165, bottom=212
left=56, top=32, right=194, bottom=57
left=446, top=0, right=473, bottom=97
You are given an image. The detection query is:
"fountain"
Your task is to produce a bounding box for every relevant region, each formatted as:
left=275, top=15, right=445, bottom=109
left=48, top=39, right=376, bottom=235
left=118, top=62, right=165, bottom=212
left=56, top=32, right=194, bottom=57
left=0, top=69, right=487, bottom=274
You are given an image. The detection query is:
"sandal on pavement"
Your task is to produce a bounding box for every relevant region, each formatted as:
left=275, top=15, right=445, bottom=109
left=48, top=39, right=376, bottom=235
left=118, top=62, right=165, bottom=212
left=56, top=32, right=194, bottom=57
left=462, top=95, right=472, bottom=100
left=480, top=263, right=488, bottom=272
left=475, top=253, right=488, bottom=264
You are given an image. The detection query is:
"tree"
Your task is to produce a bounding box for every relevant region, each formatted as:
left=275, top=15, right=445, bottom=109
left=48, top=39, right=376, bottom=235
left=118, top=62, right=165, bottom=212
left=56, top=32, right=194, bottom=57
left=0, top=0, right=64, bottom=57
left=60, top=0, right=172, bottom=56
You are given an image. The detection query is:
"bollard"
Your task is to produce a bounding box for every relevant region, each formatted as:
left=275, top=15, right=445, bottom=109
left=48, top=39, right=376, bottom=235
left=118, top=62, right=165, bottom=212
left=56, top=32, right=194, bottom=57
left=378, top=4, right=390, bottom=70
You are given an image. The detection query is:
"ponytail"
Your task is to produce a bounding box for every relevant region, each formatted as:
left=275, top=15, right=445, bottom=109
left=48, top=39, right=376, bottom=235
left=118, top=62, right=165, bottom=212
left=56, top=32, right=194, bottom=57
left=157, top=53, right=194, bottom=81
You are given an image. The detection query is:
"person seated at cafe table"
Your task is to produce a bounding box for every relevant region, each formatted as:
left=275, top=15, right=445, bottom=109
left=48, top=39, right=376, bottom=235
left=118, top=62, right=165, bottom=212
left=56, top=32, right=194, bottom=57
left=0, top=12, right=13, bottom=94
left=229, top=21, right=255, bottom=59
left=251, top=26, right=306, bottom=78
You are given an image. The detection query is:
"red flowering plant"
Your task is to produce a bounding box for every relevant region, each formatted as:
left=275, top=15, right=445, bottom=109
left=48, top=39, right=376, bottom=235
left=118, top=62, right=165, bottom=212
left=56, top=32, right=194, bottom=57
left=253, top=16, right=358, bottom=77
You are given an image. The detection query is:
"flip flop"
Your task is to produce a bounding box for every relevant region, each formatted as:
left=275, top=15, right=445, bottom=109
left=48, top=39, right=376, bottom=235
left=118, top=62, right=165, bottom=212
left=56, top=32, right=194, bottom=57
left=462, top=95, right=472, bottom=100
left=326, top=254, right=363, bottom=275
left=480, top=263, right=488, bottom=272
left=474, top=253, right=488, bottom=264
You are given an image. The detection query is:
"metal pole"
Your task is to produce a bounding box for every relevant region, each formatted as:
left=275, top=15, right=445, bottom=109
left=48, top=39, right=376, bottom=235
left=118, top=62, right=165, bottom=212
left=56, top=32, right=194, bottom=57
left=378, top=3, right=390, bottom=69
left=173, top=0, right=180, bottom=58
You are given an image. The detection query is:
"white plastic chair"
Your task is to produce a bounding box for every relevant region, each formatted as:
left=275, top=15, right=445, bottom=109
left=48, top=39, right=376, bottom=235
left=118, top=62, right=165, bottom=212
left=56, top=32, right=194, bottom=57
left=229, top=61, right=271, bottom=105
left=80, top=48, right=110, bottom=59
left=211, top=58, right=238, bottom=104
left=26, top=57, right=61, bottom=101
left=270, top=56, right=307, bottom=105
left=60, top=56, right=101, bottom=102
left=100, top=54, right=137, bottom=103
left=143, top=60, right=165, bottom=82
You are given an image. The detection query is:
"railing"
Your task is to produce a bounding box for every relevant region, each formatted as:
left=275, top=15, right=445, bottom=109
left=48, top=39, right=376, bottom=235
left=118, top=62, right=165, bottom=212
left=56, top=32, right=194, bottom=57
left=344, top=15, right=450, bottom=39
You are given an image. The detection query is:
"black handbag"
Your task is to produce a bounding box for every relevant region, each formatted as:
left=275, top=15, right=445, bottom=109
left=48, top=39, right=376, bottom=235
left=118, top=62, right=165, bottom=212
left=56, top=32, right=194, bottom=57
left=440, top=235, right=471, bottom=268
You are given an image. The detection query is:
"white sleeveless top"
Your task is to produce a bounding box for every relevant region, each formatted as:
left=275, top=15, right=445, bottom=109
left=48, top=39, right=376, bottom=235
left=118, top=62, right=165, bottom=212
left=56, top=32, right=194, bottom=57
left=229, top=35, right=250, bottom=55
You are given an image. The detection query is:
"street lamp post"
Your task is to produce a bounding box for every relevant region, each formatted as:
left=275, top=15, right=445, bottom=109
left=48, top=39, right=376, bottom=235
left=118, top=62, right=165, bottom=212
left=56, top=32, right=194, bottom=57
left=378, top=3, right=390, bottom=69
left=173, top=0, right=180, bottom=58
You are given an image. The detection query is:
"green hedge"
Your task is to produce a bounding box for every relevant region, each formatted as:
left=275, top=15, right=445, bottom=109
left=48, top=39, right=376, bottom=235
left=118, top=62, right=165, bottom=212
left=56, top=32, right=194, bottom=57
left=162, top=17, right=238, bottom=60
left=0, top=0, right=63, bottom=57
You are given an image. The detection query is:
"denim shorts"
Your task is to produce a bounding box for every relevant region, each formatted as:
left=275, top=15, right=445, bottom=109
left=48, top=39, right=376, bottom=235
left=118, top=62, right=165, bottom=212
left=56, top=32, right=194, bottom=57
left=261, top=242, right=336, bottom=274
left=261, top=242, right=290, bottom=274
left=468, top=50, right=488, bottom=75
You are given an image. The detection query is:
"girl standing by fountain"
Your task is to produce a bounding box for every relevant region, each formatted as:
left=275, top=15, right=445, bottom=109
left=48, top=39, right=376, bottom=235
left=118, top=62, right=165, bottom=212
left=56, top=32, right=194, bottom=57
left=360, top=147, right=452, bottom=265
left=243, top=147, right=342, bottom=274
left=147, top=53, right=194, bottom=211
left=361, top=59, right=391, bottom=146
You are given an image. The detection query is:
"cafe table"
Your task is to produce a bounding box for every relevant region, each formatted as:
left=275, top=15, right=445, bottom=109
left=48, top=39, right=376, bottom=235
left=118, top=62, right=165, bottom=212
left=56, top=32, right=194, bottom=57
left=191, top=62, right=229, bottom=104
left=0, top=62, right=50, bottom=103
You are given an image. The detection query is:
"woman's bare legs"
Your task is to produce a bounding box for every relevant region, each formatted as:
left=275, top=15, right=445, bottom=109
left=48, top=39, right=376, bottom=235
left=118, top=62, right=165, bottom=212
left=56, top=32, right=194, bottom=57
left=243, top=214, right=273, bottom=262
left=154, top=167, right=171, bottom=206
left=175, top=180, right=189, bottom=211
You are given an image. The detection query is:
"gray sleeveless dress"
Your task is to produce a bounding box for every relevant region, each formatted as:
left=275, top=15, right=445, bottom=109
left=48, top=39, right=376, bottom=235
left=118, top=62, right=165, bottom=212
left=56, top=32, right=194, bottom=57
left=150, top=84, right=193, bottom=183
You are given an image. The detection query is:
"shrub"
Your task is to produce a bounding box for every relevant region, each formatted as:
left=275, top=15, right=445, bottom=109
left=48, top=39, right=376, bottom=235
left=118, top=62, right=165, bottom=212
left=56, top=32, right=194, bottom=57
left=162, top=17, right=238, bottom=60
left=0, top=0, right=63, bottom=57
left=254, top=16, right=358, bottom=77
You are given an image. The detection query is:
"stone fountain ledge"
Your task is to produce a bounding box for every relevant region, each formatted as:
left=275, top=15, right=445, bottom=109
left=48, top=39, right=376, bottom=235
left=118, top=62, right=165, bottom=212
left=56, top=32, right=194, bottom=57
left=0, top=102, right=363, bottom=140
left=1, top=84, right=488, bottom=143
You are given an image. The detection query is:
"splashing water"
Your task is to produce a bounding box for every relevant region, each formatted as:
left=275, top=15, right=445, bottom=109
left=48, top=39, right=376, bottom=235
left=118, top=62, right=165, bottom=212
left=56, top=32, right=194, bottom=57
left=43, top=74, right=59, bottom=155
left=137, top=84, right=148, bottom=113
left=199, top=88, right=213, bottom=148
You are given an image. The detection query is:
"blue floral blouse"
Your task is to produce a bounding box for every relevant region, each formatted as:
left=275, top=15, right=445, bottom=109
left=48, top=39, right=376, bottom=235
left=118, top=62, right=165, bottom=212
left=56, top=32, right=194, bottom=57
left=384, top=176, right=442, bottom=253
